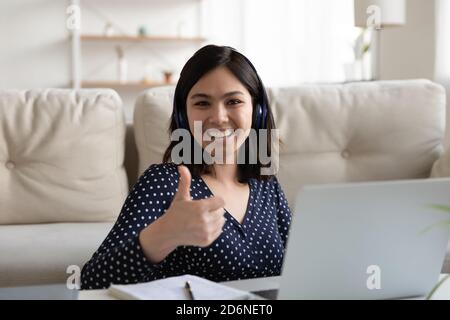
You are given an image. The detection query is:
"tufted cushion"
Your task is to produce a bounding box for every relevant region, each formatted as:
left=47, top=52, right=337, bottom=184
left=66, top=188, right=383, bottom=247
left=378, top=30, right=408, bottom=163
left=0, top=89, right=129, bottom=224
left=134, top=80, right=446, bottom=206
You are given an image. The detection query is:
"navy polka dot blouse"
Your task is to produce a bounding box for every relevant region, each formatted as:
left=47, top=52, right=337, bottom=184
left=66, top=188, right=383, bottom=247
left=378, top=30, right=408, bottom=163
left=81, top=163, right=292, bottom=290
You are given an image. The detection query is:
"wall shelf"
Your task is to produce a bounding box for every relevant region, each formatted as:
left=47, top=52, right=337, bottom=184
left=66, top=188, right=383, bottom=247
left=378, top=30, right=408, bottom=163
left=79, top=81, right=175, bottom=89
left=80, top=34, right=206, bottom=43
left=69, top=0, right=206, bottom=90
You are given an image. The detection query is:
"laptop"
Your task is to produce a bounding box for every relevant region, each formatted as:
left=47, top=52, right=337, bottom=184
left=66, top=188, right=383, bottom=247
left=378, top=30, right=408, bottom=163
left=272, top=177, right=450, bottom=300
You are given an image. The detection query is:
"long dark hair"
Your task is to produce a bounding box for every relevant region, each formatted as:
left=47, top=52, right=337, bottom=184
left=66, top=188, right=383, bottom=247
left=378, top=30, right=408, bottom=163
left=162, top=44, right=276, bottom=182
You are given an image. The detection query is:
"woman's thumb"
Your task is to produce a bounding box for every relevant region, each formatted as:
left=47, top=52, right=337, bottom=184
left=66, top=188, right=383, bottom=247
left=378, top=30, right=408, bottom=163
left=175, top=165, right=192, bottom=201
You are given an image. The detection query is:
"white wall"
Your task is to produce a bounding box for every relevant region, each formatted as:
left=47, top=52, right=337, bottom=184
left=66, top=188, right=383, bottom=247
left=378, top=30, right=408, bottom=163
left=379, top=0, right=450, bottom=146
left=0, top=0, right=205, bottom=122
left=79, top=0, right=202, bottom=84
left=0, top=0, right=70, bottom=89
left=435, top=0, right=450, bottom=147
left=0, top=0, right=439, bottom=87
left=379, top=0, right=436, bottom=80
left=1, top=0, right=446, bottom=133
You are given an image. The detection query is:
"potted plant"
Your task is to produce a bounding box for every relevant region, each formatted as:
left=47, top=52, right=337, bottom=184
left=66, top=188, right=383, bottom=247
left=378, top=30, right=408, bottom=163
left=424, top=205, right=450, bottom=300
left=162, top=69, right=174, bottom=84
left=344, top=28, right=371, bottom=82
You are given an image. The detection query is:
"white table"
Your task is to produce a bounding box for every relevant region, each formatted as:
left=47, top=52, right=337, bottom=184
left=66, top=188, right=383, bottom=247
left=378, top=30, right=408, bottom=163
left=78, top=274, right=450, bottom=300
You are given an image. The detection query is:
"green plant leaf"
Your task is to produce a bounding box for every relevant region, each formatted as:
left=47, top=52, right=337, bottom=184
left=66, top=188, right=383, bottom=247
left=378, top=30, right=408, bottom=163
left=420, top=220, right=450, bottom=235
left=426, top=274, right=450, bottom=300
left=420, top=204, right=450, bottom=234
left=427, top=204, right=450, bottom=214
left=420, top=205, right=450, bottom=298
left=362, top=43, right=370, bottom=55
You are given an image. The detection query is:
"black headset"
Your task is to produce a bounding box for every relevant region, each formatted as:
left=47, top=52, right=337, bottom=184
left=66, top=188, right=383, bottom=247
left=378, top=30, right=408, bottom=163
left=174, top=54, right=268, bottom=131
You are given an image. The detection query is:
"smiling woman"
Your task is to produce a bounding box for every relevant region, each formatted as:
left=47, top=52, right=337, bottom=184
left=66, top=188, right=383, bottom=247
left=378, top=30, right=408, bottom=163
left=164, top=45, right=275, bottom=181
left=80, top=45, right=292, bottom=290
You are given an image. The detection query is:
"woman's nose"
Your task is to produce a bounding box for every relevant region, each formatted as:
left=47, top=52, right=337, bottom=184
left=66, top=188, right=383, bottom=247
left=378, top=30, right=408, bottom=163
left=208, top=103, right=228, bottom=125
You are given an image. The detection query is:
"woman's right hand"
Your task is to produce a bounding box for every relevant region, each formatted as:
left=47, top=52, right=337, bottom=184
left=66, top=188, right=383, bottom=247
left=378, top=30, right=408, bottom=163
left=139, top=165, right=226, bottom=263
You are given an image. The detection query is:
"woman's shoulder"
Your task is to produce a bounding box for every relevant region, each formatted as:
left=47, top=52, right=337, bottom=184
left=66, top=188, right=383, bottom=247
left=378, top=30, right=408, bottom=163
left=251, top=176, right=290, bottom=208
left=143, top=162, right=179, bottom=175
left=251, top=176, right=282, bottom=193
left=138, top=162, right=180, bottom=184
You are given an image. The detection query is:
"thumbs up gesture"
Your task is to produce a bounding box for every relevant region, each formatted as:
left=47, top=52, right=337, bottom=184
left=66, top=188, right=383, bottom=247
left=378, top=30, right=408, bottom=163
left=167, top=165, right=226, bottom=247
left=139, top=165, right=226, bottom=263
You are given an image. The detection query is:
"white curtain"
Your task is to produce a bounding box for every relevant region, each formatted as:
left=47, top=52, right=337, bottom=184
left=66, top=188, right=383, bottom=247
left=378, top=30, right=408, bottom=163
left=435, top=0, right=450, bottom=146
left=203, top=0, right=358, bottom=86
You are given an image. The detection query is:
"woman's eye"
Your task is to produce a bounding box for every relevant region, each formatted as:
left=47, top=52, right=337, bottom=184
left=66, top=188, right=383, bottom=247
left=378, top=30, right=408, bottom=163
left=227, top=99, right=243, bottom=105
left=194, top=101, right=210, bottom=107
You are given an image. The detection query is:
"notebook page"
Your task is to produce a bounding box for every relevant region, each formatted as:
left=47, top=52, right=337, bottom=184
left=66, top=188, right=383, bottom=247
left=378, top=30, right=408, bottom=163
left=108, top=274, right=255, bottom=300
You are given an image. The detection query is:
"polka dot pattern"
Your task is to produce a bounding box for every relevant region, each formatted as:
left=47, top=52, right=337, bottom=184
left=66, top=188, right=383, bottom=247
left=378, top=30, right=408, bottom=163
left=81, top=163, right=291, bottom=290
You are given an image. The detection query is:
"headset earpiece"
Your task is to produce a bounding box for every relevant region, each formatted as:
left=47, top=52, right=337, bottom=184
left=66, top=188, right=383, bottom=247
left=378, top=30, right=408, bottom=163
left=254, top=103, right=263, bottom=129
left=255, top=87, right=268, bottom=130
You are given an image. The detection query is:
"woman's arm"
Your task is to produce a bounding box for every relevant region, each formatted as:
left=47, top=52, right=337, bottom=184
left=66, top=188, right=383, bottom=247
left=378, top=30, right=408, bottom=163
left=138, top=165, right=225, bottom=261
left=138, top=214, right=179, bottom=264
left=80, top=164, right=177, bottom=290
left=81, top=164, right=226, bottom=290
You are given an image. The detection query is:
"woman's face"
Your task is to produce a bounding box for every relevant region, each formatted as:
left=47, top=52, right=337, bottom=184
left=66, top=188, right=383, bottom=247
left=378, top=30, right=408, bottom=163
left=186, top=66, right=253, bottom=162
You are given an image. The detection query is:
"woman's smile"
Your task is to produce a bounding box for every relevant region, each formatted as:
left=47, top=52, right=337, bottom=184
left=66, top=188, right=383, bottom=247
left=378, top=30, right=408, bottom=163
left=204, top=128, right=235, bottom=140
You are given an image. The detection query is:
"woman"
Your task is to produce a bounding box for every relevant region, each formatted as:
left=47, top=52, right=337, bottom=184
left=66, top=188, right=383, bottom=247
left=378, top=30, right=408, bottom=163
left=81, top=45, right=292, bottom=290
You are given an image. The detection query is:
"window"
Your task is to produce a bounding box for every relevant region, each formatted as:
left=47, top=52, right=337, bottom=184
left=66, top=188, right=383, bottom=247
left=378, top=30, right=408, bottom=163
left=203, top=0, right=359, bottom=86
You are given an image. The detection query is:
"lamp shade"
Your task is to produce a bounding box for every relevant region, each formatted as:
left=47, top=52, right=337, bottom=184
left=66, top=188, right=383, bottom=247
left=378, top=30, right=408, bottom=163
left=354, top=0, right=406, bottom=28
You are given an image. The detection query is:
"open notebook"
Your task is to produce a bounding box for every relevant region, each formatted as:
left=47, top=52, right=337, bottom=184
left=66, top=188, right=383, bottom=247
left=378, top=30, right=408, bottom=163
left=108, top=275, right=262, bottom=300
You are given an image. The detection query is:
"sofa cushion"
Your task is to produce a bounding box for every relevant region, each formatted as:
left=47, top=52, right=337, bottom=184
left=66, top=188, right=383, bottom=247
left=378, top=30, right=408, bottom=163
left=0, top=222, right=113, bottom=287
left=134, top=88, right=174, bottom=173
left=0, top=89, right=129, bottom=224
left=134, top=80, right=446, bottom=207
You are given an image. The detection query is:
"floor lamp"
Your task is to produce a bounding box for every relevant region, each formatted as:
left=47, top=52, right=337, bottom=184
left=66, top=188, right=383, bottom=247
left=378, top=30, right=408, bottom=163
left=354, top=0, right=406, bottom=80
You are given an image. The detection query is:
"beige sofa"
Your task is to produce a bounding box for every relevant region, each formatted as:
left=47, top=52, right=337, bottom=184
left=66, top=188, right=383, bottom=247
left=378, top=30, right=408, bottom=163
left=1, top=79, right=449, bottom=287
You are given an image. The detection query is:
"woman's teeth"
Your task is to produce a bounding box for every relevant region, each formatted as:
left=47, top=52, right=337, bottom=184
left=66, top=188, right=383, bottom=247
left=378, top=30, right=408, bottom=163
left=206, top=129, right=234, bottom=139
